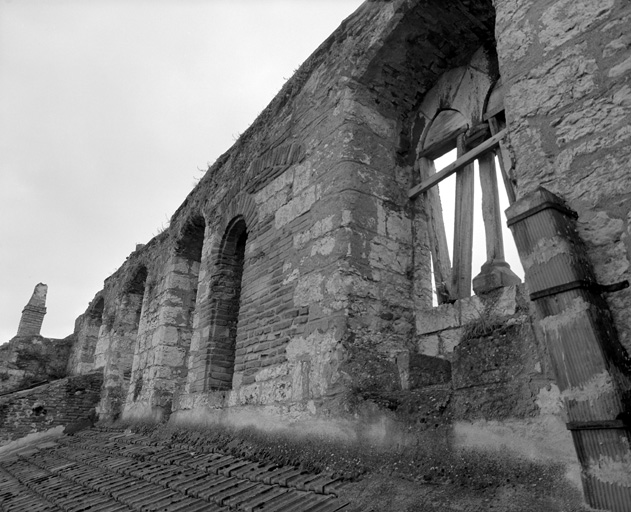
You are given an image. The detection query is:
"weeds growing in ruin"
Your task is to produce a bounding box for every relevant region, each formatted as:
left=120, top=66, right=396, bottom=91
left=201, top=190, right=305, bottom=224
left=111, top=417, right=567, bottom=494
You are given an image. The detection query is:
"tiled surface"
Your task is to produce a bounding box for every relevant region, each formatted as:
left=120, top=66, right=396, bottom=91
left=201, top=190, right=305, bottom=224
left=0, top=428, right=353, bottom=512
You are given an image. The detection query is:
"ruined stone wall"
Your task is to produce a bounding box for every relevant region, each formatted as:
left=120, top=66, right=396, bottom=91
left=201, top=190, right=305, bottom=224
left=496, top=0, right=631, bottom=352
left=67, top=309, right=102, bottom=375
left=64, top=0, right=553, bottom=429
left=0, top=335, right=73, bottom=394
left=492, top=1, right=631, bottom=504
left=0, top=372, right=102, bottom=446
left=58, top=4, right=630, bottom=494
left=65, top=234, right=172, bottom=420
left=416, top=285, right=552, bottom=418
left=123, top=236, right=198, bottom=420
left=26, top=2, right=629, bottom=509
left=117, top=2, right=422, bottom=423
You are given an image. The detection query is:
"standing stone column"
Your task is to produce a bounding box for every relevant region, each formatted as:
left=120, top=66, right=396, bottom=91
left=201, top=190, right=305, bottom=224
left=16, top=283, right=48, bottom=337
left=506, top=188, right=631, bottom=511
left=472, top=151, right=521, bottom=295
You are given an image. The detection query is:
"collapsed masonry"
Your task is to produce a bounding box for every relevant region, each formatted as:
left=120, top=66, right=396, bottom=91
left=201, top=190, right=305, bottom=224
left=1, top=284, right=74, bottom=394
left=8, top=0, right=631, bottom=510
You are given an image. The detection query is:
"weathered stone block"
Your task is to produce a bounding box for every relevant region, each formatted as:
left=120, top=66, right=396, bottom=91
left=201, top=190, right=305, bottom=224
left=416, top=305, right=459, bottom=335
left=540, top=0, right=615, bottom=52
left=508, top=45, right=597, bottom=118
left=408, top=353, right=452, bottom=388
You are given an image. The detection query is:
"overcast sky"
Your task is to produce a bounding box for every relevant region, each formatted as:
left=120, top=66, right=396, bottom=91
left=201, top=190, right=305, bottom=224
left=0, top=0, right=365, bottom=342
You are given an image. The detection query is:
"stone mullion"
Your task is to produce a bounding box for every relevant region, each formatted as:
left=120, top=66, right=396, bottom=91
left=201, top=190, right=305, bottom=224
left=478, top=151, right=504, bottom=263
left=417, top=156, right=453, bottom=304
left=450, top=134, right=474, bottom=299
left=487, top=116, right=516, bottom=205
left=471, top=151, right=520, bottom=295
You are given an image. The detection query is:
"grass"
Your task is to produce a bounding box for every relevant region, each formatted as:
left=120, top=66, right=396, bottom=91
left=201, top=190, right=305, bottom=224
left=99, top=417, right=590, bottom=511
left=110, top=418, right=566, bottom=494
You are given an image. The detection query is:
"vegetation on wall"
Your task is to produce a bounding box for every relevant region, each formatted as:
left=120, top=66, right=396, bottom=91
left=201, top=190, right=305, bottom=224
left=109, top=418, right=586, bottom=511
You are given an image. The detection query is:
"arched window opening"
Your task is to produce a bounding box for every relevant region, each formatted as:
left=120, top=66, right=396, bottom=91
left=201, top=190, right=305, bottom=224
left=126, top=266, right=148, bottom=295
left=90, top=297, right=104, bottom=321
left=176, top=215, right=206, bottom=263
left=417, top=109, right=469, bottom=304
left=414, top=104, right=522, bottom=305
left=175, top=214, right=206, bottom=323
left=122, top=265, right=148, bottom=405
left=72, top=295, right=104, bottom=373
left=126, top=265, right=148, bottom=329
left=206, top=217, right=248, bottom=391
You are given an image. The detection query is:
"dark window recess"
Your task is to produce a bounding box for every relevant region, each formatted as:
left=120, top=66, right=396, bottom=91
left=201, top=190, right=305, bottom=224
left=206, top=218, right=248, bottom=391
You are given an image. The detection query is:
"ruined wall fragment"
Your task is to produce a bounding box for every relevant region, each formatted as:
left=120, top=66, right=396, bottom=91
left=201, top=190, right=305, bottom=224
left=16, top=283, right=47, bottom=337
left=0, top=373, right=102, bottom=446
left=495, top=0, right=631, bottom=356
left=495, top=1, right=631, bottom=507
left=53, top=5, right=631, bottom=510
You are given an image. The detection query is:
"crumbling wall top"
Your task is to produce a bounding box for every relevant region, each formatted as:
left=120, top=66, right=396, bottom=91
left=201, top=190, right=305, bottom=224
left=16, top=283, right=48, bottom=337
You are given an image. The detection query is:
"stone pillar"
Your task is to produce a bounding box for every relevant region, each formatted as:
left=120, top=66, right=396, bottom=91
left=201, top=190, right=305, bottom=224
left=16, top=283, right=48, bottom=337
left=472, top=151, right=520, bottom=295
left=123, top=254, right=199, bottom=421
left=506, top=188, right=631, bottom=511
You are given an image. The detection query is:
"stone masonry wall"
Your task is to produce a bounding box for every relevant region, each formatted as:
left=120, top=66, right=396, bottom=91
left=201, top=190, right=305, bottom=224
left=496, top=0, right=631, bottom=354
left=65, top=233, right=173, bottom=421
left=25, top=3, right=631, bottom=509
left=0, top=372, right=102, bottom=446
left=59, top=3, right=629, bottom=477
left=165, top=2, right=431, bottom=420
left=125, top=251, right=199, bottom=419
left=67, top=300, right=104, bottom=376
left=98, top=237, right=173, bottom=421
left=0, top=335, right=74, bottom=394
left=69, top=0, right=537, bottom=427
left=414, top=285, right=553, bottom=421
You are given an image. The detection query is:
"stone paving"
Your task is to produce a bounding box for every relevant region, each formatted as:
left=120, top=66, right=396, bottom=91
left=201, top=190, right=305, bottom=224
left=0, top=428, right=354, bottom=511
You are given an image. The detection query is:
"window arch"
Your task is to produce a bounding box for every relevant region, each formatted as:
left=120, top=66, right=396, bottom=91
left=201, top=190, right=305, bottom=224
left=418, top=108, right=470, bottom=303
left=124, top=264, right=148, bottom=347
left=414, top=91, right=521, bottom=303
left=206, top=216, right=248, bottom=391
left=176, top=215, right=206, bottom=263
left=73, top=295, right=104, bottom=372
left=90, top=296, right=105, bottom=322
left=421, top=109, right=468, bottom=159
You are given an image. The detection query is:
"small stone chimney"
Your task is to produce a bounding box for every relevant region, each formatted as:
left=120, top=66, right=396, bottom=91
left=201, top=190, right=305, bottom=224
left=16, top=283, right=48, bottom=337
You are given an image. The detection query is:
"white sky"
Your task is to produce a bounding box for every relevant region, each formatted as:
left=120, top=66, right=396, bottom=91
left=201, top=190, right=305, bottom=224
left=0, top=0, right=365, bottom=342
